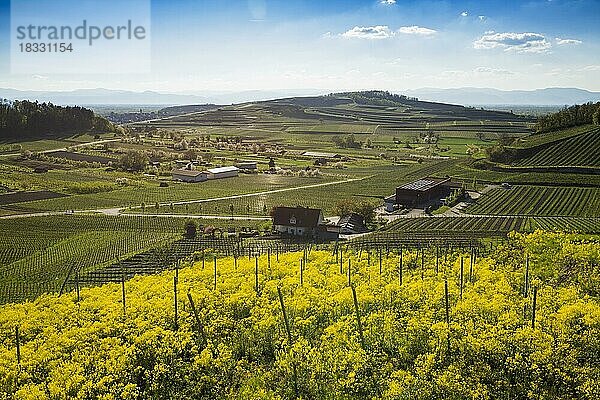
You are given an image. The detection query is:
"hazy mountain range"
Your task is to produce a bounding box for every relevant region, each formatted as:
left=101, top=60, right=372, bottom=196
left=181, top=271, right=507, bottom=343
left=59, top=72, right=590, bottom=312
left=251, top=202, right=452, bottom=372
left=1, top=87, right=599, bottom=106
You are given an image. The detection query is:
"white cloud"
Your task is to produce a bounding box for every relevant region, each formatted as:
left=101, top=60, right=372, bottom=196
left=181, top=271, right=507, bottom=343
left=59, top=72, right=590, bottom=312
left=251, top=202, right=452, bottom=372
left=460, top=11, right=468, bottom=17
left=380, top=0, right=396, bottom=4
left=478, top=15, right=486, bottom=21
left=398, top=26, right=437, bottom=36
left=474, top=32, right=551, bottom=53
left=341, top=25, right=394, bottom=40
left=582, top=65, right=600, bottom=71
left=474, top=66, right=515, bottom=76
left=442, top=67, right=515, bottom=78
left=555, top=37, right=582, bottom=45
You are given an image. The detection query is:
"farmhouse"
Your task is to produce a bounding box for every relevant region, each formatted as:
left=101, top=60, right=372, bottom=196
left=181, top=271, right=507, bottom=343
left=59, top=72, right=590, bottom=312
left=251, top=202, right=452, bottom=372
left=386, top=177, right=453, bottom=211
left=206, top=166, right=239, bottom=180
left=236, top=160, right=258, bottom=171
left=272, top=206, right=327, bottom=237
left=302, top=151, right=341, bottom=159
left=172, top=169, right=208, bottom=183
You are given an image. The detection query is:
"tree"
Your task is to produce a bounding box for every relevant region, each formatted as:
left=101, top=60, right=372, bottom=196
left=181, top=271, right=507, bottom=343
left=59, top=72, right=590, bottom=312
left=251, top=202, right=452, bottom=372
left=118, top=150, right=149, bottom=172
left=333, top=199, right=376, bottom=224
left=184, top=219, right=197, bottom=239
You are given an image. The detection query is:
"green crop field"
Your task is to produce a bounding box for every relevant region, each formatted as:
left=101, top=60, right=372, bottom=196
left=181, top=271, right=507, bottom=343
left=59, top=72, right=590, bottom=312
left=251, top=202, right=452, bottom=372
left=466, top=186, right=600, bottom=216
left=512, top=128, right=600, bottom=168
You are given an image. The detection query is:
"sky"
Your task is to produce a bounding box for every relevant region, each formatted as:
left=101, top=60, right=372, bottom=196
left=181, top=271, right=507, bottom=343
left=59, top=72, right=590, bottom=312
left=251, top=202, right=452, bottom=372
left=0, top=0, right=599, bottom=93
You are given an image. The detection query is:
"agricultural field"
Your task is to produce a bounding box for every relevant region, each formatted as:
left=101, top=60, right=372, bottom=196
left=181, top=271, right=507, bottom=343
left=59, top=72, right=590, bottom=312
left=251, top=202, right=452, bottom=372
left=466, top=186, right=600, bottom=217
left=1, top=91, right=598, bottom=307
left=0, top=215, right=269, bottom=303
left=1, top=232, right=599, bottom=398
left=511, top=128, right=600, bottom=168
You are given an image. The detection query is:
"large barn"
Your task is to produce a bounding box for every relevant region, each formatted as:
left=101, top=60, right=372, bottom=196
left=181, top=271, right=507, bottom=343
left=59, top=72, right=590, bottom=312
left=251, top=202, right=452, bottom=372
left=172, top=169, right=208, bottom=183
left=385, top=177, right=453, bottom=210
left=206, top=166, right=239, bottom=180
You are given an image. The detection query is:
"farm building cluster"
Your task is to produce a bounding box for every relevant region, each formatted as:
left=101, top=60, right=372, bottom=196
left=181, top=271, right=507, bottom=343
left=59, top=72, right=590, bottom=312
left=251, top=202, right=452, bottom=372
left=172, top=159, right=260, bottom=183
left=272, top=206, right=367, bottom=240
left=172, top=165, right=240, bottom=182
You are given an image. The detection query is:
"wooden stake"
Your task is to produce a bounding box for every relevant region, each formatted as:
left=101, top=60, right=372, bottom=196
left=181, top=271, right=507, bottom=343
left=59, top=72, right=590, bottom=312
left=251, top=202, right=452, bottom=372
left=444, top=279, right=450, bottom=353
left=300, top=259, right=304, bottom=286
left=347, top=259, right=351, bottom=287
left=15, top=326, right=21, bottom=365
left=399, top=249, right=403, bottom=286
left=75, top=271, right=80, bottom=303
left=121, top=269, right=126, bottom=316
left=173, top=276, right=179, bottom=330
left=187, top=292, right=207, bottom=347
left=351, top=285, right=366, bottom=349
left=213, top=257, right=217, bottom=291
left=524, top=254, right=530, bottom=298
left=468, top=250, right=473, bottom=283
left=255, top=256, right=259, bottom=295
left=277, top=287, right=298, bottom=398
left=459, top=256, right=464, bottom=300
left=531, top=286, right=538, bottom=329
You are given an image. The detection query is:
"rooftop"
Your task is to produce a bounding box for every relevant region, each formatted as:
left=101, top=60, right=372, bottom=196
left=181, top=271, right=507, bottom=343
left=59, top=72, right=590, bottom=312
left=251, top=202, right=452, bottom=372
left=398, top=177, right=450, bottom=192
left=272, top=206, right=322, bottom=228
left=302, top=151, right=340, bottom=159
left=207, top=166, right=240, bottom=174
left=172, top=169, right=206, bottom=177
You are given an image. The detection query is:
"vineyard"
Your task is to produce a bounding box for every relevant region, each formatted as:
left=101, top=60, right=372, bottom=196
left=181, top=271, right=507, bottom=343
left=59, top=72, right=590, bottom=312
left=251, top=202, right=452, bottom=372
left=512, top=128, right=600, bottom=168
left=466, top=185, right=600, bottom=217
left=0, top=215, right=269, bottom=303
left=0, top=231, right=599, bottom=399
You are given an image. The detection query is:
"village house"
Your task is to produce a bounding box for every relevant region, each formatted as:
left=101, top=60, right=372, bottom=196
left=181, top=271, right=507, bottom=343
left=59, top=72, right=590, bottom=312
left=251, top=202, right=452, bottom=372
left=271, top=206, right=339, bottom=240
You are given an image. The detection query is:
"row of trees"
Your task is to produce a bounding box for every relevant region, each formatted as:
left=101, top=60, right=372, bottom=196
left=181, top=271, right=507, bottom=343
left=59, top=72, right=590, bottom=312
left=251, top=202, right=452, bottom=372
left=335, top=90, right=418, bottom=106
left=0, top=99, right=116, bottom=139
left=534, top=102, right=600, bottom=133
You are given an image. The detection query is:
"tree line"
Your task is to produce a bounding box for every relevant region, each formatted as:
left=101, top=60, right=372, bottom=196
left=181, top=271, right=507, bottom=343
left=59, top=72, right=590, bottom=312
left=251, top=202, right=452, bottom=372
left=534, top=102, right=600, bottom=133
left=0, top=99, right=116, bottom=140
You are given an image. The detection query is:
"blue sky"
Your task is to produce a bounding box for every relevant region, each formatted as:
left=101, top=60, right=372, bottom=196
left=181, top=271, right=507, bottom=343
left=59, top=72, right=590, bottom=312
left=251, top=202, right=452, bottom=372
left=0, top=0, right=599, bottom=92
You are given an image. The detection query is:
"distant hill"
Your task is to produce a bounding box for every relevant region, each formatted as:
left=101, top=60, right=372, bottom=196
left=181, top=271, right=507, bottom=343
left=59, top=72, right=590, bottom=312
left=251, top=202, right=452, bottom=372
left=0, top=88, right=325, bottom=106
left=2, top=87, right=599, bottom=106
left=404, top=87, right=600, bottom=106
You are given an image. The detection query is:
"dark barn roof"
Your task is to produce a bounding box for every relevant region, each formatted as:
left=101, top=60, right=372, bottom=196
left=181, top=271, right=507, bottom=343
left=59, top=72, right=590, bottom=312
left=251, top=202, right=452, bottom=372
left=337, top=213, right=367, bottom=234
left=272, top=206, right=322, bottom=228
left=398, top=177, right=450, bottom=192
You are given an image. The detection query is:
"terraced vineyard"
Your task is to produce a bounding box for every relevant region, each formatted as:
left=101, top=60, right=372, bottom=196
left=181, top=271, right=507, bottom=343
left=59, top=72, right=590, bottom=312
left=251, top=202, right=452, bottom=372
left=512, top=128, right=600, bottom=168
left=530, top=217, right=600, bottom=233
left=467, top=186, right=600, bottom=216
